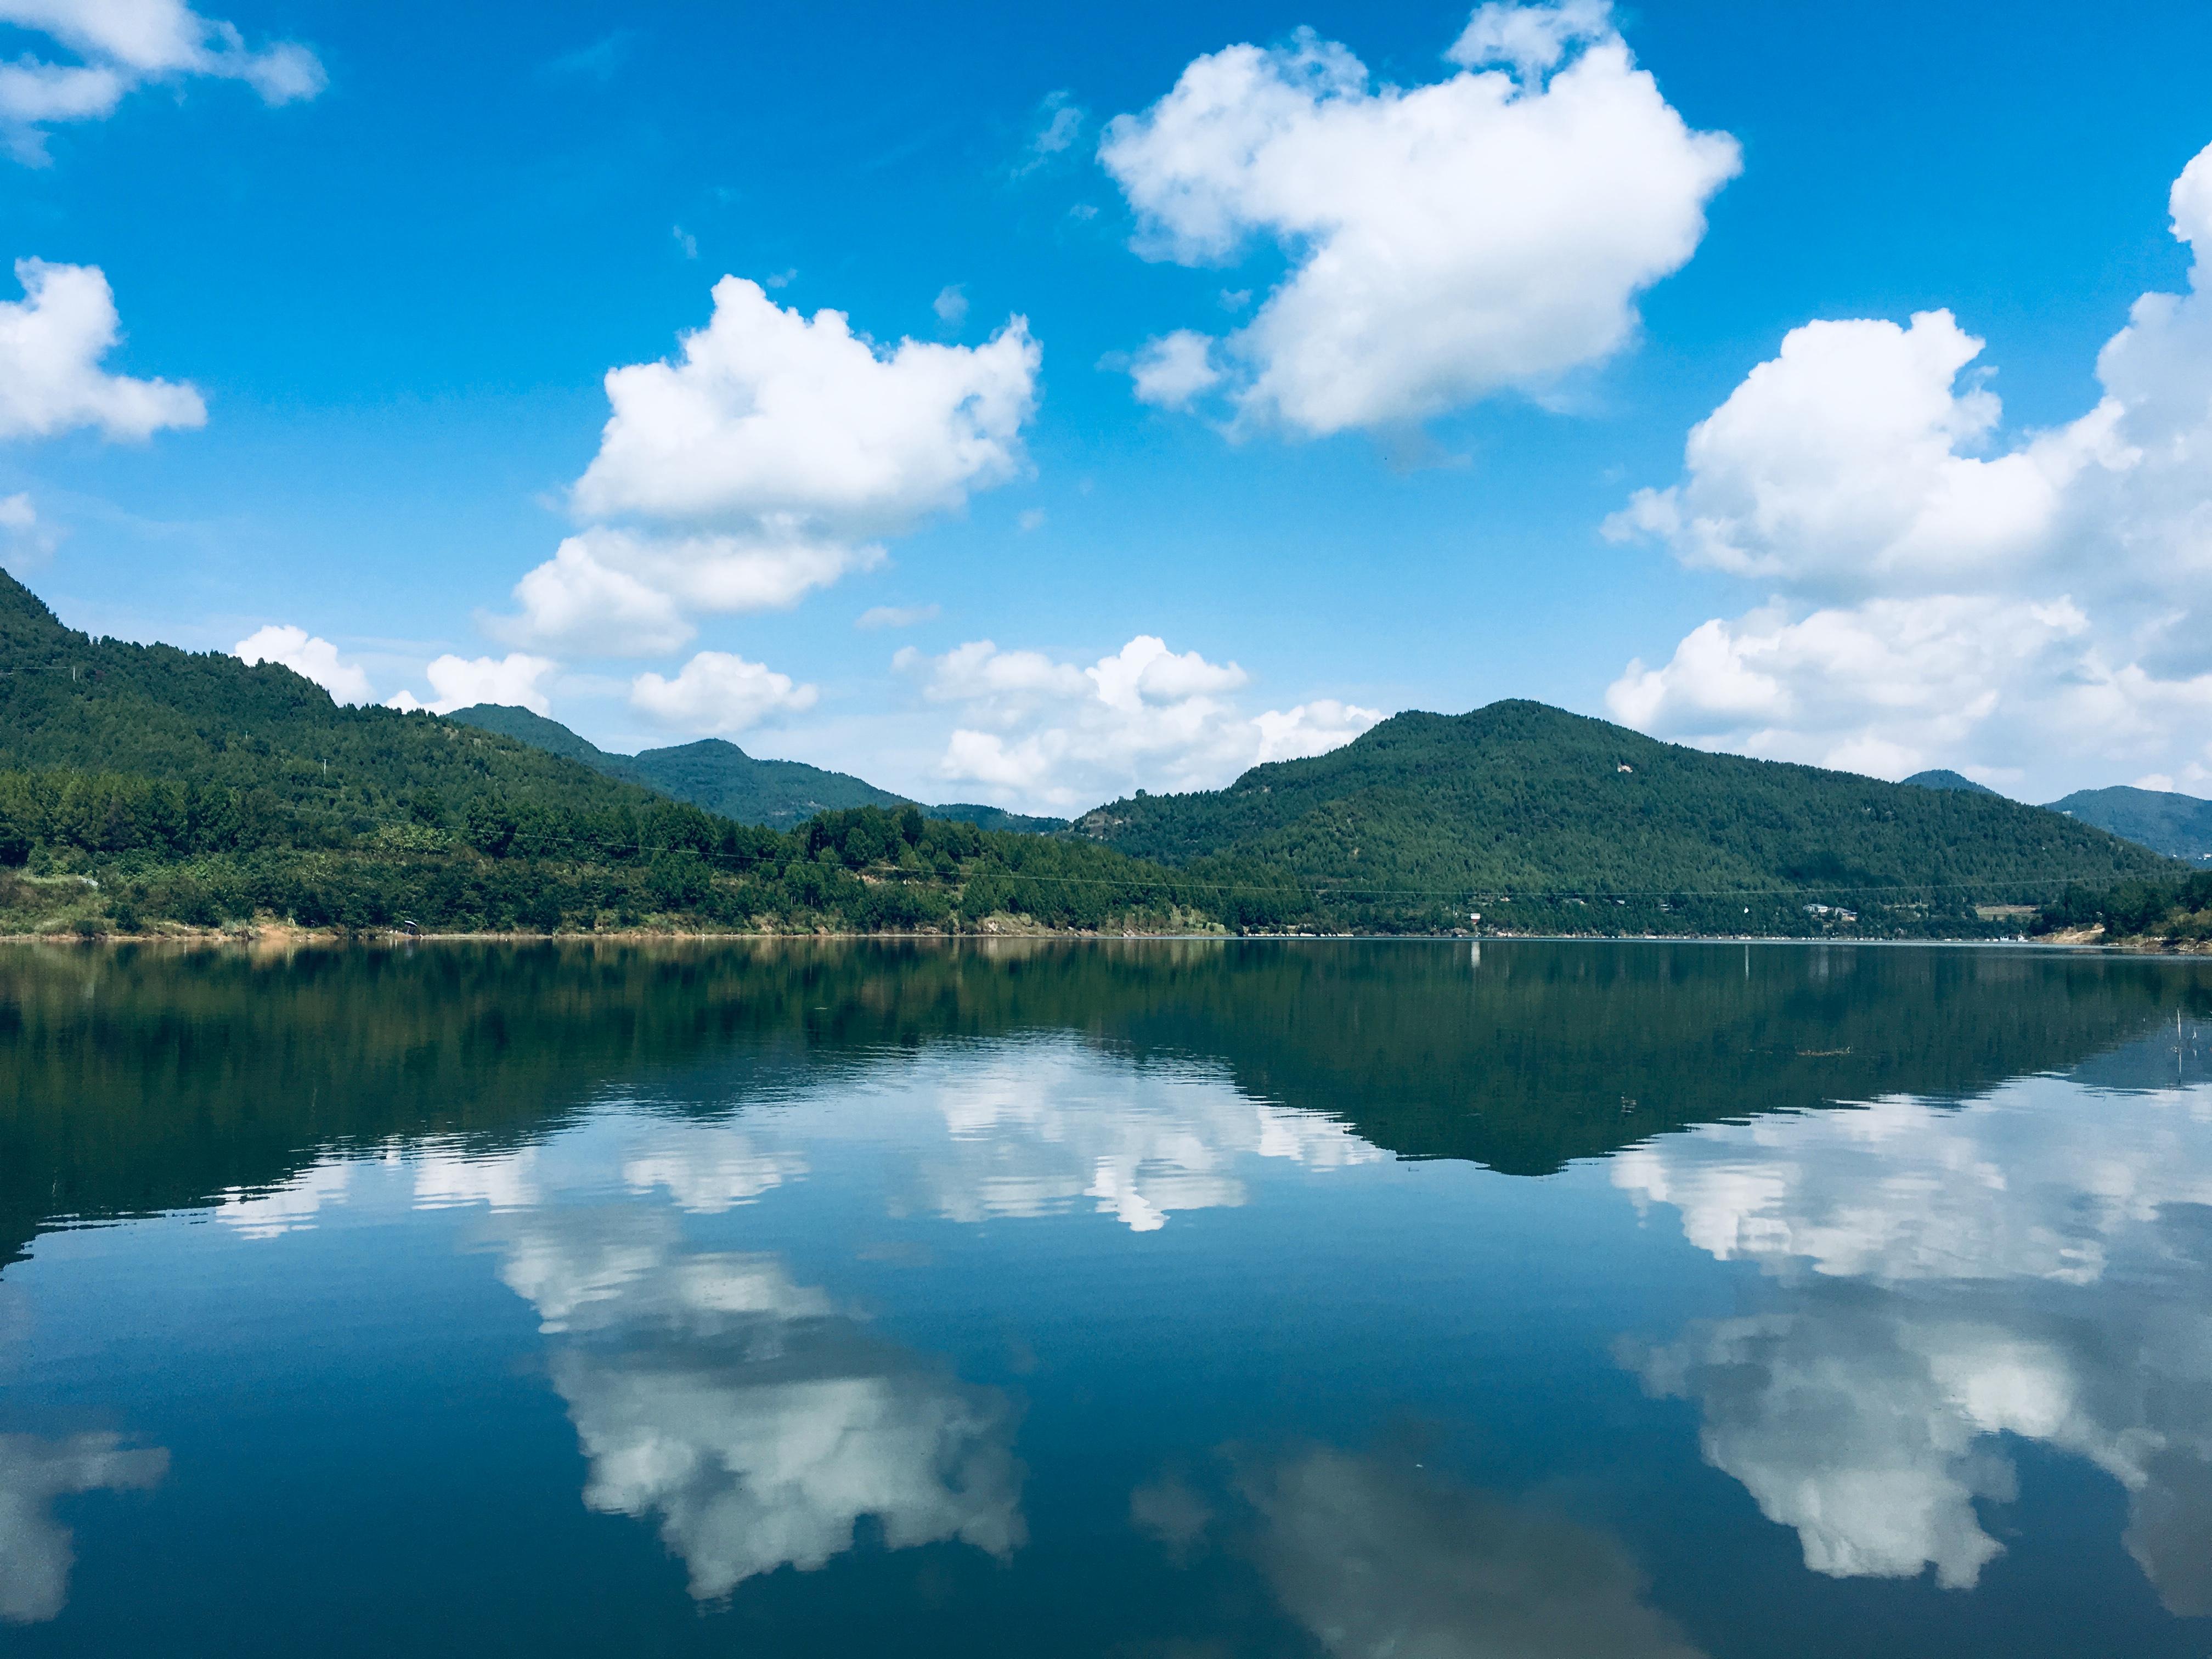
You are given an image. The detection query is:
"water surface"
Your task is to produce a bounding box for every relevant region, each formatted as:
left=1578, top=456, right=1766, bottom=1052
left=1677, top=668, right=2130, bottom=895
left=2, top=939, right=2208, bottom=1656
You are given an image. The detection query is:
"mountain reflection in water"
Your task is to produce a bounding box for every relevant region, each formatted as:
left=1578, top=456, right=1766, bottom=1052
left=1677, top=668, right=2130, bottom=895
left=0, top=940, right=2206, bottom=1656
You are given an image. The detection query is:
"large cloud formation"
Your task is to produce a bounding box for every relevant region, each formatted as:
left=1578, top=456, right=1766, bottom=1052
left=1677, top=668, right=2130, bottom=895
left=0, top=0, right=321, bottom=162
left=1099, top=0, right=1737, bottom=436
left=492, top=277, right=1040, bottom=738
left=1607, top=142, right=2212, bottom=792
left=0, top=258, right=204, bottom=441
left=896, top=634, right=1381, bottom=811
left=1612, top=1055, right=2212, bottom=1612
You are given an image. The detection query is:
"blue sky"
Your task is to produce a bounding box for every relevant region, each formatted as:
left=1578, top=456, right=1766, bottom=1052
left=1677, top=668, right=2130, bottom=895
left=4, top=0, right=2211, bottom=810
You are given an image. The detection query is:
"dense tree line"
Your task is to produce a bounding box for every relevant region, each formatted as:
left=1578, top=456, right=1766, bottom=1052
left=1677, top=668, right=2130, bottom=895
left=0, top=766, right=1218, bottom=935
left=2038, top=871, right=2212, bottom=944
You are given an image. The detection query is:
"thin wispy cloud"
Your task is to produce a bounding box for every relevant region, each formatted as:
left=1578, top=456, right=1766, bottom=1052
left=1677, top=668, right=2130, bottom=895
left=539, top=30, right=637, bottom=84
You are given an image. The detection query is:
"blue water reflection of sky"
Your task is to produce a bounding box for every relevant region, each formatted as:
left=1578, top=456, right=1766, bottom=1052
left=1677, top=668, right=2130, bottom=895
left=3, top=1018, right=2209, bottom=1655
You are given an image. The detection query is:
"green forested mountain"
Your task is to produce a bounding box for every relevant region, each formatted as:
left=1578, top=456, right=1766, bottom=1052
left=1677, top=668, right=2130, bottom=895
left=1904, top=769, right=2000, bottom=795
left=1074, top=701, right=2182, bottom=934
left=0, top=571, right=659, bottom=824
left=1, top=565, right=2185, bottom=941
left=441, top=702, right=641, bottom=776
left=633, top=738, right=908, bottom=823
left=447, top=703, right=907, bottom=825
left=0, top=572, right=1214, bottom=936
left=923, top=802, right=1070, bottom=834
left=447, top=702, right=1067, bottom=833
left=2045, top=784, right=2212, bottom=862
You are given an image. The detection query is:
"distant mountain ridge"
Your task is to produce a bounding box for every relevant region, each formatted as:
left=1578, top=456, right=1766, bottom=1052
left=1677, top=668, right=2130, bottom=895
left=1904, top=769, right=2212, bottom=863
left=1072, top=700, right=2181, bottom=933
left=2044, top=785, right=2212, bottom=862
left=1903, top=769, right=1999, bottom=794
left=444, top=704, right=1068, bottom=833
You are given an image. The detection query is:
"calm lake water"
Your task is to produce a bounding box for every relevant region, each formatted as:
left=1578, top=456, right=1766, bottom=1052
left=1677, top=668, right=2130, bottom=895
left=2, top=939, right=2210, bottom=1657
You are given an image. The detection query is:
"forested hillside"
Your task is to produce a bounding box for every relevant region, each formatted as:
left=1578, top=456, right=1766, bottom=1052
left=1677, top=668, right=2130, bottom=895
left=2045, top=785, right=2212, bottom=862
left=446, top=703, right=906, bottom=825
left=446, top=703, right=1065, bottom=832
left=1074, top=701, right=2182, bottom=934
left=0, top=572, right=658, bottom=824
left=1903, top=769, right=2000, bottom=795
left=0, top=573, right=1213, bottom=936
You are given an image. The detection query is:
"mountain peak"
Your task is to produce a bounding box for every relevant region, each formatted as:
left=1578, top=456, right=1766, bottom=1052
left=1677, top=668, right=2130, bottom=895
left=1902, top=769, right=2001, bottom=795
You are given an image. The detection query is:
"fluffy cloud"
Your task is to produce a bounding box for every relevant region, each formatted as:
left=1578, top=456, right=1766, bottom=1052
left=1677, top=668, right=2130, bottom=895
left=386, top=652, right=556, bottom=716
left=496, top=278, right=1040, bottom=657
left=493, top=534, right=693, bottom=657
left=0, top=0, right=323, bottom=162
left=1098, top=1, right=1737, bottom=435
left=629, top=650, right=818, bottom=735
left=898, top=633, right=1382, bottom=810
left=1604, top=596, right=2096, bottom=780
left=1614, top=1063, right=2212, bottom=1610
left=0, top=259, right=204, bottom=440
left=0, top=1432, right=169, bottom=1623
left=1606, top=312, right=2122, bottom=598
left=496, top=526, right=877, bottom=656
left=572, top=277, right=1036, bottom=529
left=1127, top=330, right=1221, bottom=410
left=1607, top=142, right=2212, bottom=790
left=233, top=624, right=374, bottom=704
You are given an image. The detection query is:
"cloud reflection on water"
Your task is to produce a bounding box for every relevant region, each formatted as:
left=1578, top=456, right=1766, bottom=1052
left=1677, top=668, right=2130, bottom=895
left=1136, top=1444, right=1706, bottom=1658
left=911, top=1043, right=1380, bottom=1231
left=492, top=1205, right=1024, bottom=1599
left=0, top=1432, right=168, bottom=1623
left=1613, top=1069, right=2212, bottom=1610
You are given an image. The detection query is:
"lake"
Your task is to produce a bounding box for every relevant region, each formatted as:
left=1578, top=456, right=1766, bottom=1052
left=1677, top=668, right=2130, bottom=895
left=2, top=938, right=2208, bottom=1656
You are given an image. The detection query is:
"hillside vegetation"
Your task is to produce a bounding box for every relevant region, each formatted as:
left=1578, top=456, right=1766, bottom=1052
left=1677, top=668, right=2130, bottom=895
left=2045, top=785, right=2212, bottom=863
left=0, top=573, right=1212, bottom=936
left=1074, top=702, right=2181, bottom=934
left=447, top=703, right=1067, bottom=833
left=2038, top=870, right=2212, bottom=947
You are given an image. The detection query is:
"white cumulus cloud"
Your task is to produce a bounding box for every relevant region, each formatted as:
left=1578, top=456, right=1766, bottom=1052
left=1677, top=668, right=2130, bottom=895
left=1097, top=1, right=1737, bottom=435
left=0, top=0, right=323, bottom=163
left=1607, top=140, right=2212, bottom=792
left=496, top=276, right=1039, bottom=656
left=492, top=533, right=695, bottom=657
left=898, top=634, right=1382, bottom=810
left=1127, top=329, right=1222, bottom=411
left=233, top=623, right=374, bottom=704
left=0, top=259, right=204, bottom=440
left=386, top=653, right=557, bottom=716
left=629, top=650, right=819, bottom=735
